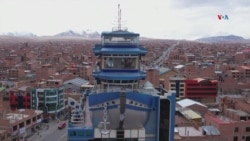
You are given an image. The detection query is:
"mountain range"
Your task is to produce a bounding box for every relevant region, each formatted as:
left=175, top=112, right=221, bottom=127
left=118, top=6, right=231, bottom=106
left=1, top=30, right=101, bottom=39
left=195, top=35, right=250, bottom=43
left=1, top=31, right=250, bottom=43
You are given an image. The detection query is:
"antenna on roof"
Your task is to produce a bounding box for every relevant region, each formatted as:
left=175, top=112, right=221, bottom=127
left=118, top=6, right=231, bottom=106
left=112, top=4, right=127, bottom=31
left=118, top=4, right=121, bottom=31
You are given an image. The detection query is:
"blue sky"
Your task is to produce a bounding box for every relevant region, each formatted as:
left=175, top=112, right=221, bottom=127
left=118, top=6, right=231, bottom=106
left=0, top=0, right=250, bottom=40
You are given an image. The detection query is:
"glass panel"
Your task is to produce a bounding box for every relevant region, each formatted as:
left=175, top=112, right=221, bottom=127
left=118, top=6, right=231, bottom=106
left=104, top=57, right=137, bottom=69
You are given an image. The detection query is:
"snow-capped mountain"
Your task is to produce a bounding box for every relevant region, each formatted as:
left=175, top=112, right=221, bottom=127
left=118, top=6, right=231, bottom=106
left=55, top=30, right=100, bottom=38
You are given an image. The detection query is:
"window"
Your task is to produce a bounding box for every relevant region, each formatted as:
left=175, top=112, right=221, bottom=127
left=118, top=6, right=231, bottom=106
left=86, top=130, right=93, bottom=137
left=233, top=136, right=238, bottom=141
left=103, top=57, right=137, bottom=69
left=69, top=131, right=76, bottom=136
left=46, top=97, right=57, bottom=101
left=235, top=127, right=239, bottom=132
left=13, top=125, right=17, bottom=131
left=19, top=122, right=24, bottom=128
left=78, top=131, right=84, bottom=136
left=26, top=119, right=31, bottom=125
left=246, top=127, right=250, bottom=132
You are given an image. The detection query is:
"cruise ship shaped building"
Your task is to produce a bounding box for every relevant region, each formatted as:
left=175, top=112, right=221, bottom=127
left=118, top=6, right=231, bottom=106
left=68, top=6, right=176, bottom=141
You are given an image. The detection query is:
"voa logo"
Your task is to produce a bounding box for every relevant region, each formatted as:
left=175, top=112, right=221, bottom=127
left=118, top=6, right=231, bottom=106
left=217, top=14, right=229, bottom=20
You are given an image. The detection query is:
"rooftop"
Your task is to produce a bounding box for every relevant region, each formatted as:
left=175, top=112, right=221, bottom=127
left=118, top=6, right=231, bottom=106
left=0, top=109, right=43, bottom=124
left=177, top=98, right=207, bottom=108
left=201, top=126, right=220, bottom=135
left=226, top=108, right=250, bottom=117
left=5, top=113, right=29, bottom=123
left=176, top=127, right=203, bottom=137
left=181, top=109, right=202, bottom=120
left=207, top=114, right=231, bottom=124
left=159, top=67, right=172, bottom=75
left=63, top=77, right=89, bottom=87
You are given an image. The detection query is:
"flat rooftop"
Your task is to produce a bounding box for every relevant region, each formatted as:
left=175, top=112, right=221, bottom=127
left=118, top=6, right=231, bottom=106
left=6, top=113, right=29, bottom=121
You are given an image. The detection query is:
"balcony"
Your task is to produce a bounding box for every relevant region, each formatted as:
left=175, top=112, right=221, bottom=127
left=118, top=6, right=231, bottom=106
left=46, top=97, right=58, bottom=103
left=46, top=94, right=58, bottom=98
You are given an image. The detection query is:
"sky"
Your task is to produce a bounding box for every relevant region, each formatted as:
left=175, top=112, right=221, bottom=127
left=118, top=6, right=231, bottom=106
left=0, top=0, right=250, bottom=40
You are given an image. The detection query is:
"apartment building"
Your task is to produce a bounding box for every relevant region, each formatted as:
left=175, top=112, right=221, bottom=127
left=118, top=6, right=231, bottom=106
left=0, top=108, right=43, bottom=141
left=185, top=53, right=196, bottom=62
left=9, top=86, right=31, bottom=110
left=8, top=67, right=25, bottom=81
left=169, top=76, right=186, bottom=99
left=241, top=66, right=250, bottom=78
left=204, top=95, right=250, bottom=141
left=31, top=79, right=64, bottom=119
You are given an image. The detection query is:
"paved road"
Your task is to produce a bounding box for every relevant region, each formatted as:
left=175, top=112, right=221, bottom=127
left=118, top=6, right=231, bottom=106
left=152, top=41, right=180, bottom=66
left=27, top=120, right=68, bottom=141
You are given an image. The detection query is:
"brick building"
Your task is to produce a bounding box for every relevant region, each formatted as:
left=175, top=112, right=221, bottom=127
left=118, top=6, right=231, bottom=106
left=204, top=95, right=250, bottom=141
left=146, top=68, right=160, bottom=88
left=0, top=108, right=43, bottom=141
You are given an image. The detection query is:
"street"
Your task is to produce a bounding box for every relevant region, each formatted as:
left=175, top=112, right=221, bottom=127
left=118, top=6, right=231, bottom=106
left=152, top=41, right=180, bottom=66
left=26, top=120, right=68, bottom=141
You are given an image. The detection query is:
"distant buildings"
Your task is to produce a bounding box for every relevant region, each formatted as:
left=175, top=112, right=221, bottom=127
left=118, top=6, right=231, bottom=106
left=0, top=33, right=250, bottom=141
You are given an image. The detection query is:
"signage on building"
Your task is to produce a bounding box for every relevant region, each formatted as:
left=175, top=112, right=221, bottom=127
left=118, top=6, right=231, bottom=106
left=19, top=127, right=26, bottom=135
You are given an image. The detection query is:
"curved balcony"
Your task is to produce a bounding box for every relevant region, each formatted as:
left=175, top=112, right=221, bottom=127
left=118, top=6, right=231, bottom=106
left=93, top=71, right=146, bottom=80
left=45, top=94, right=58, bottom=98
left=46, top=97, right=58, bottom=103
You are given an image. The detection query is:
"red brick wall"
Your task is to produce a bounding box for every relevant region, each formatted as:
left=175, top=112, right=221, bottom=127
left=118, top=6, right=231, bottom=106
left=146, top=68, right=159, bottom=88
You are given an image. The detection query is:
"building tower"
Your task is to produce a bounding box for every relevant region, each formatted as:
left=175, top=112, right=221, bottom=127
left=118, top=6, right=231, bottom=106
left=68, top=5, right=176, bottom=141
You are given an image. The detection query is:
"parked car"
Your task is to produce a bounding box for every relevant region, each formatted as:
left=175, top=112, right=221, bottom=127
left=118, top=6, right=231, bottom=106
left=58, top=121, right=66, bottom=129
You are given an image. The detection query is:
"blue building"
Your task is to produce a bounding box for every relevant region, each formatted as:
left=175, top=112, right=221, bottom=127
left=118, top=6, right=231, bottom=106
left=68, top=6, right=175, bottom=141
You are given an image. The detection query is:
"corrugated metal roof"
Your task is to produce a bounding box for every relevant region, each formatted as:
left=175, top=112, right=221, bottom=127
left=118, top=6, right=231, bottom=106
left=159, top=67, right=172, bottom=75
left=181, top=109, right=201, bottom=120
left=202, top=126, right=220, bottom=135
left=63, top=77, right=89, bottom=87
left=177, top=98, right=207, bottom=108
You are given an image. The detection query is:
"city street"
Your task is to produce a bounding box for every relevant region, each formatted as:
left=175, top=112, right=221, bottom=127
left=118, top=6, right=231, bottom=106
left=152, top=41, right=180, bottom=66
left=26, top=120, right=67, bottom=141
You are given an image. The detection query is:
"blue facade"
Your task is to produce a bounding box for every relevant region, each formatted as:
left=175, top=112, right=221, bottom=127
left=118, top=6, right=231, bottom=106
left=68, top=29, right=175, bottom=141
